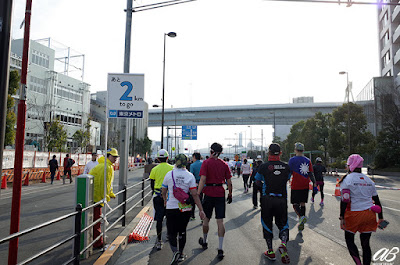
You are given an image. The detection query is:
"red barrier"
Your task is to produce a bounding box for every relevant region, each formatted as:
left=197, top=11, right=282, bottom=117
left=1, top=174, right=7, bottom=189
left=40, top=171, right=46, bottom=183
left=23, top=172, right=30, bottom=186
left=56, top=171, right=61, bottom=180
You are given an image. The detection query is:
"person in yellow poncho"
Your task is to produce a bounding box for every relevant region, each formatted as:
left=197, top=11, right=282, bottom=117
left=89, top=148, right=119, bottom=248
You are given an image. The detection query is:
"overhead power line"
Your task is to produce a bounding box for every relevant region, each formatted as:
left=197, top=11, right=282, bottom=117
left=264, top=0, right=400, bottom=6
left=127, top=0, right=197, bottom=13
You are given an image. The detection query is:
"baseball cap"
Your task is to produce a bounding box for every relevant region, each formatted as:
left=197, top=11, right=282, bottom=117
left=257, top=155, right=262, bottom=160
left=157, top=149, right=169, bottom=158
left=175, top=154, right=188, bottom=168
left=107, top=148, right=119, bottom=157
left=268, top=143, right=281, bottom=155
left=316, top=157, right=322, bottom=163
left=295, top=142, right=304, bottom=151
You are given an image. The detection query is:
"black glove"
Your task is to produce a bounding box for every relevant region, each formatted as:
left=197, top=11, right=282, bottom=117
left=227, top=194, right=232, bottom=204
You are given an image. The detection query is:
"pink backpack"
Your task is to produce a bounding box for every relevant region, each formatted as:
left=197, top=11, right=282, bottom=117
left=172, top=171, right=189, bottom=203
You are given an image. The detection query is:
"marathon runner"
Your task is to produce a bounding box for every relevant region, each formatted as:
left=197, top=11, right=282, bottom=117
left=339, top=154, right=385, bottom=265
left=288, top=142, right=316, bottom=232
left=241, top=159, right=251, bottom=193
left=235, top=159, right=242, bottom=178
left=161, top=154, right=205, bottom=264
left=189, top=152, right=203, bottom=220
left=311, top=157, right=327, bottom=206
left=198, top=143, right=233, bottom=260
left=251, top=159, right=263, bottom=209
left=149, top=149, right=174, bottom=250
left=255, top=143, right=291, bottom=263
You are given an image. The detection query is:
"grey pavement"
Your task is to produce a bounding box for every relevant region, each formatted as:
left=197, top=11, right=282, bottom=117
left=114, top=174, right=400, bottom=265
left=0, top=167, right=151, bottom=265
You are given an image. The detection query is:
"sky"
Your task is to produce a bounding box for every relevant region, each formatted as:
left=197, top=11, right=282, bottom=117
left=10, top=0, right=381, bottom=152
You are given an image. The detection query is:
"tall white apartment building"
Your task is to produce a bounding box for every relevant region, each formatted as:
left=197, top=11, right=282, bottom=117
left=11, top=39, right=91, bottom=151
left=378, top=1, right=400, bottom=85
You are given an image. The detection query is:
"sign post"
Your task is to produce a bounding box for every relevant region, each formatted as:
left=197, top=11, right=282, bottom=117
left=105, top=73, right=144, bottom=248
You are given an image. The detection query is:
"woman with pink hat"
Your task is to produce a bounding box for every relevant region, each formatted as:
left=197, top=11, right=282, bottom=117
left=338, top=154, right=387, bottom=265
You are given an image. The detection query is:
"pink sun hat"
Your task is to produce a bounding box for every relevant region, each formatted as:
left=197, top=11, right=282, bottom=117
left=347, top=154, right=364, bottom=172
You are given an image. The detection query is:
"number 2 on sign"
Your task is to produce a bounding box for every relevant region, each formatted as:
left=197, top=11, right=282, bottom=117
left=120, top=81, right=133, bottom=101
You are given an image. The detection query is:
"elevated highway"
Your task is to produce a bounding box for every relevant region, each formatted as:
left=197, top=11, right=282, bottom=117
left=148, top=101, right=372, bottom=127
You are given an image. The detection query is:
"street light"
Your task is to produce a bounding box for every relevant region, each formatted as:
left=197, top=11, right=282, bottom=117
left=247, top=125, right=252, bottom=152
left=339, top=71, right=351, bottom=155
left=270, top=111, right=276, bottom=141
left=161, top=32, right=177, bottom=149
left=174, top=110, right=181, bottom=157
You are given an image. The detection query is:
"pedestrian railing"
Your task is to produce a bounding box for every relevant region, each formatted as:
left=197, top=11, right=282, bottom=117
left=0, top=177, right=152, bottom=265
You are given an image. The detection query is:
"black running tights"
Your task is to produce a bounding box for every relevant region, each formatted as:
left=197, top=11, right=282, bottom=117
left=345, top=231, right=372, bottom=265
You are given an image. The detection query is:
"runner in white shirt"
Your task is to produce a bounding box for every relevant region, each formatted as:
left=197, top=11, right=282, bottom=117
left=241, top=159, right=252, bottom=193
left=162, top=154, right=205, bottom=265
left=339, top=154, right=385, bottom=265
left=84, top=153, right=99, bottom=175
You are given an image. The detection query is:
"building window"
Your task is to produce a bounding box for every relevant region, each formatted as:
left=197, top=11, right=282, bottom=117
left=31, top=49, right=49, bottom=68
left=384, top=51, right=391, bottom=66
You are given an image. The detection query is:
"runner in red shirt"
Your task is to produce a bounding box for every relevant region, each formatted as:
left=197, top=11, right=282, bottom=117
left=197, top=143, right=233, bottom=260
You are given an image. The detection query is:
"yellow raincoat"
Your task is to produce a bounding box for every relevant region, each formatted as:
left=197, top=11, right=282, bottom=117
left=89, top=156, right=116, bottom=204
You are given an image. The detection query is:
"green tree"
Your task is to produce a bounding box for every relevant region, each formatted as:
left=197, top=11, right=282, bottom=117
left=47, top=119, right=67, bottom=152
left=328, top=102, right=375, bottom=160
left=135, top=135, right=152, bottom=156
left=72, top=119, right=92, bottom=152
left=374, top=93, right=400, bottom=168
left=5, top=70, right=19, bottom=146
left=280, top=120, right=305, bottom=161
left=314, top=112, right=331, bottom=162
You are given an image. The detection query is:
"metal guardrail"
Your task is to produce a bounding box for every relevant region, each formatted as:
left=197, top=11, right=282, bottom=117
left=0, top=172, right=152, bottom=265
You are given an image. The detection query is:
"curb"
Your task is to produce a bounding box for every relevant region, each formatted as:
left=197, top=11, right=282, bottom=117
left=93, top=199, right=153, bottom=265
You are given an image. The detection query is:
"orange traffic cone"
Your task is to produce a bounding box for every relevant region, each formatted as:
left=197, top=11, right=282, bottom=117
left=333, top=178, right=341, bottom=197
left=1, top=174, right=7, bottom=189
left=41, top=171, right=46, bottom=183
left=23, top=172, right=30, bottom=186
left=56, top=171, right=61, bottom=180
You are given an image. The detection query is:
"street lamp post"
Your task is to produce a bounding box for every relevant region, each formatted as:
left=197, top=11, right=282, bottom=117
left=161, top=32, right=177, bottom=149
left=174, top=110, right=181, bottom=157
left=270, top=111, right=276, bottom=141
left=248, top=126, right=252, bottom=152
left=339, top=71, right=351, bottom=155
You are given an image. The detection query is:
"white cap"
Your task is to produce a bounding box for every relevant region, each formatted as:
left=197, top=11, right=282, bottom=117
left=157, top=149, right=169, bottom=158
left=257, top=155, right=262, bottom=159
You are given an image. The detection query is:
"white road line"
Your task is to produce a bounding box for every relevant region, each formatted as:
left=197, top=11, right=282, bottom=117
left=383, top=206, right=400, bottom=212
left=0, top=184, right=71, bottom=199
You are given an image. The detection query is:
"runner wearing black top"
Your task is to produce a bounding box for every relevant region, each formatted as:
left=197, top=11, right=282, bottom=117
left=311, top=157, right=327, bottom=206
left=255, top=143, right=291, bottom=264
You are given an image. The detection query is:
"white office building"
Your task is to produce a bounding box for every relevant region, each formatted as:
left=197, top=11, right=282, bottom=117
left=11, top=38, right=92, bottom=151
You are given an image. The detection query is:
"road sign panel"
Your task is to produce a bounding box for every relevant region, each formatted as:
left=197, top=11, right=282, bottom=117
left=107, top=73, right=145, bottom=119
left=182, top=125, right=197, bottom=140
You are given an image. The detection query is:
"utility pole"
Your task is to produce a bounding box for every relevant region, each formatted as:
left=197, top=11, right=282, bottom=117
left=0, top=0, right=14, bottom=199
left=118, top=0, right=133, bottom=226
left=9, top=0, right=31, bottom=263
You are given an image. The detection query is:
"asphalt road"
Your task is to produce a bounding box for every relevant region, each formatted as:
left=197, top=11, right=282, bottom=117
left=115, top=174, right=400, bottom=265
left=0, top=167, right=151, bottom=265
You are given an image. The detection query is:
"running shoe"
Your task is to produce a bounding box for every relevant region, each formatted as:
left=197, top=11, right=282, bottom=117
left=190, top=217, right=196, bottom=221
left=298, top=216, right=307, bottom=231
left=310, top=197, right=314, bottom=203
left=155, top=240, right=162, bottom=250
left=170, top=251, right=181, bottom=265
left=253, top=205, right=258, bottom=209
left=198, top=237, right=208, bottom=250
left=320, top=201, right=324, bottom=206
left=178, top=253, right=187, bottom=262
left=264, top=249, right=276, bottom=261
left=278, top=243, right=290, bottom=264
left=217, top=249, right=224, bottom=260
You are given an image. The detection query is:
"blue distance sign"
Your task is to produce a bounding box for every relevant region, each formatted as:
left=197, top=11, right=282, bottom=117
left=182, top=125, right=197, bottom=140
left=107, top=73, right=145, bottom=119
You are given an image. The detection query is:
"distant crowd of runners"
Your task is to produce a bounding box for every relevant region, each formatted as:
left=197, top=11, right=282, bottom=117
left=148, top=142, right=387, bottom=265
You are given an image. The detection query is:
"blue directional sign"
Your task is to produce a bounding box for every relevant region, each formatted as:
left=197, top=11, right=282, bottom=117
left=182, top=125, right=197, bottom=140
